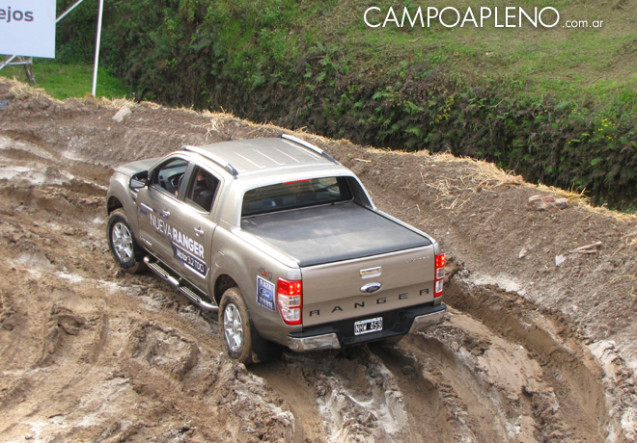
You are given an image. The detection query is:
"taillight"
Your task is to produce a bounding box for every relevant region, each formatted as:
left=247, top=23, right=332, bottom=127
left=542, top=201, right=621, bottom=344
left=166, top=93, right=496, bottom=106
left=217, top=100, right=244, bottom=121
left=434, top=253, right=445, bottom=297
left=277, top=278, right=302, bottom=325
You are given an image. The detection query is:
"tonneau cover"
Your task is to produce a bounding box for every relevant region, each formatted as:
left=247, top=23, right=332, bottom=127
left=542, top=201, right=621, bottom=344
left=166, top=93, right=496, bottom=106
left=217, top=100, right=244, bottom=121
left=241, top=201, right=431, bottom=267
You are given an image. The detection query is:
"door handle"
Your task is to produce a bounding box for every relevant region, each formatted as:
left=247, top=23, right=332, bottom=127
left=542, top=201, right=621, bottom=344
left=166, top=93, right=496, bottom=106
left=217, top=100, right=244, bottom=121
left=193, top=226, right=204, bottom=236
left=160, top=208, right=170, bottom=218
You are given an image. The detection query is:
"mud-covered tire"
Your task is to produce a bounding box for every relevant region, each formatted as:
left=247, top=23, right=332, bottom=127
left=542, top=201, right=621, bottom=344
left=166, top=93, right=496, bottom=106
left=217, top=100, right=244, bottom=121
left=218, top=287, right=281, bottom=365
left=107, top=208, right=144, bottom=273
left=219, top=287, right=255, bottom=364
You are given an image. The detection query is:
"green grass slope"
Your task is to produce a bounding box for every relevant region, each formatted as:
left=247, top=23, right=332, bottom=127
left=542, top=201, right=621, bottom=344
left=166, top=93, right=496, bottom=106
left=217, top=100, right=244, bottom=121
left=0, top=61, right=131, bottom=100
left=330, top=0, right=637, bottom=106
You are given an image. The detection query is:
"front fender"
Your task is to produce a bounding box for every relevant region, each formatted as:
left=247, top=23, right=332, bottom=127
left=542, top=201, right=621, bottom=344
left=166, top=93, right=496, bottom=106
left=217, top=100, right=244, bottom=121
left=106, top=171, right=142, bottom=236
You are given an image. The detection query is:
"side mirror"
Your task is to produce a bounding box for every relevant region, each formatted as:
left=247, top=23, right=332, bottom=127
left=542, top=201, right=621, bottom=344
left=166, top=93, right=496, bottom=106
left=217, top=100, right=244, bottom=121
left=129, top=178, right=147, bottom=189
left=129, top=170, right=148, bottom=190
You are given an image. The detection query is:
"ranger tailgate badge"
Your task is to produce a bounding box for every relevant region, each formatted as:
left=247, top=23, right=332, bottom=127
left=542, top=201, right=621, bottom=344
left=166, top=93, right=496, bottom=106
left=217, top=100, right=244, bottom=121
left=360, top=282, right=382, bottom=294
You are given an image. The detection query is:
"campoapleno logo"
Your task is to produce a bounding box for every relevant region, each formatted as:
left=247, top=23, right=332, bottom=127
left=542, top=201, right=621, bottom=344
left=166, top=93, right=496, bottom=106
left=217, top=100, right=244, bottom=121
left=363, top=6, right=605, bottom=29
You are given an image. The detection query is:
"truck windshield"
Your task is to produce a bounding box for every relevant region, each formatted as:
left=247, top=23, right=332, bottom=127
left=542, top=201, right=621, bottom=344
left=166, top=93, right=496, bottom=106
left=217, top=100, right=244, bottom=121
left=242, top=177, right=352, bottom=216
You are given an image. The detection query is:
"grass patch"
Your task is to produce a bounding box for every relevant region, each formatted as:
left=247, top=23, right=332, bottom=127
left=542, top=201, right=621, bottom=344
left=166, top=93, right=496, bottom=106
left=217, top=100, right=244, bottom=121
left=0, top=59, right=131, bottom=100
left=312, top=0, right=637, bottom=108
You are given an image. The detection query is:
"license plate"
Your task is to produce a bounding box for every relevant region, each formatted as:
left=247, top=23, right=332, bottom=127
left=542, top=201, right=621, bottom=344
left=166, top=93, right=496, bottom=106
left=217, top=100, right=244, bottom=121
left=354, top=317, right=383, bottom=336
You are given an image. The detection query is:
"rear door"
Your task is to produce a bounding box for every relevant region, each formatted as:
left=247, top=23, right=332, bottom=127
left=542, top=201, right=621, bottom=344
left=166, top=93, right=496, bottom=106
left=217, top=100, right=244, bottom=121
left=170, top=165, right=222, bottom=292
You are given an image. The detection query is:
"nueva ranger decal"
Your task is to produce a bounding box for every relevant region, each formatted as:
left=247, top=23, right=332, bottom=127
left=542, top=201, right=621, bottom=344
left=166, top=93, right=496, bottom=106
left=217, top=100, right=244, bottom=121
left=150, top=213, right=207, bottom=278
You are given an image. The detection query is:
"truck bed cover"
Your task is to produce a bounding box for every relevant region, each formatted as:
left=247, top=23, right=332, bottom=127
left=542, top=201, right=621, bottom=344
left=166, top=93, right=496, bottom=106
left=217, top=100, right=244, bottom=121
left=241, top=201, right=431, bottom=267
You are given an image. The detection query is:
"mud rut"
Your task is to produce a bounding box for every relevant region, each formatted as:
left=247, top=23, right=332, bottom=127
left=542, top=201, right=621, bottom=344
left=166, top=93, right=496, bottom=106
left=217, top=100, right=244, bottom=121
left=254, top=278, right=607, bottom=442
left=0, top=125, right=610, bottom=441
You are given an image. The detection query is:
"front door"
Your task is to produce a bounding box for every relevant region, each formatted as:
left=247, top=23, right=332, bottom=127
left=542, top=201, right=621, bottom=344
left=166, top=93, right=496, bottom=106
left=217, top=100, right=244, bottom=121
left=136, top=157, right=190, bottom=270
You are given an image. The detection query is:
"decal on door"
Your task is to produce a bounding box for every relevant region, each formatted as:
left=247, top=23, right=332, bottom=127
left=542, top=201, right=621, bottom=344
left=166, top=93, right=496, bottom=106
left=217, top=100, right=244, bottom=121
left=150, top=213, right=207, bottom=278
left=172, top=243, right=207, bottom=278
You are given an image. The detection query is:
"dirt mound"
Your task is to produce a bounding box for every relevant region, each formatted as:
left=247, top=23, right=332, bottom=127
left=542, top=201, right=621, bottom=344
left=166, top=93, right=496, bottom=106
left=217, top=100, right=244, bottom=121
left=0, top=78, right=635, bottom=441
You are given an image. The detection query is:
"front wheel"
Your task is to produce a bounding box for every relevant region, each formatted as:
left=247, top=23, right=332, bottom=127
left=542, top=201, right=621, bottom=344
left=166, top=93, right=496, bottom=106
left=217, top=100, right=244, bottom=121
left=107, top=208, right=144, bottom=273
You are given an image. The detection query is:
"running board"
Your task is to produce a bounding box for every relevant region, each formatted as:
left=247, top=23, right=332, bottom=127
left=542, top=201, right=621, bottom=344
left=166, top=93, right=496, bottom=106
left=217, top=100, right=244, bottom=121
left=143, top=256, right=218, bottom=311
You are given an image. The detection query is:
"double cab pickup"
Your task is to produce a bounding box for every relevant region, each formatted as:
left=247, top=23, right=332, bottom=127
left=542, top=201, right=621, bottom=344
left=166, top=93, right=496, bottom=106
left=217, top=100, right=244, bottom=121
left=106, top=134, right=446, bottom=364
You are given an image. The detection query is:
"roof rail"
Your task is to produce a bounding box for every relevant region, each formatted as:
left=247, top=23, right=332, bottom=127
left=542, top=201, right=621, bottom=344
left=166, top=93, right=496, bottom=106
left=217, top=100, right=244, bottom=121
left=280, top=134, right=338, bottom=164
left=181, top=145, right=239, bottom=177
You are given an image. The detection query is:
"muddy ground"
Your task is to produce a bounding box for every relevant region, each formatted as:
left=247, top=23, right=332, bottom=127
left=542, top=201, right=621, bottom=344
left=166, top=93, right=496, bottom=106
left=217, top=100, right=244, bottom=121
left=0, top=78, right=635, bottom=442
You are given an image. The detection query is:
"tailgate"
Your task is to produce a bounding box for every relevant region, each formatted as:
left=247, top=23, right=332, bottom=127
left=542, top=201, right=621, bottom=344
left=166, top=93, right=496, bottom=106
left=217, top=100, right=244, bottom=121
left=301, top=245, right=436, bottom=327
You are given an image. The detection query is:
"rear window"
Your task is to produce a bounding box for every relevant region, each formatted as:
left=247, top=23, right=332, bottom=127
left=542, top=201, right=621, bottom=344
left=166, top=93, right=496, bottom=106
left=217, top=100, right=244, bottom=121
left=242, top=177, right=351, bottom=216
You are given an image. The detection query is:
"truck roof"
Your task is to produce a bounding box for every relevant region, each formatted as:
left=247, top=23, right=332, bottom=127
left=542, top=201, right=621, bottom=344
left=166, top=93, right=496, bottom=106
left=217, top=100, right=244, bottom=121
left=181, top=135, right=338, bottom=178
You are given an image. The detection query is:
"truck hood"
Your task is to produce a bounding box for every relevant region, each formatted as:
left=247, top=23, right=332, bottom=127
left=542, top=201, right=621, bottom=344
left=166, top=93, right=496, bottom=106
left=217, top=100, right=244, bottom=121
left=114, top=157, right=160, bottom=177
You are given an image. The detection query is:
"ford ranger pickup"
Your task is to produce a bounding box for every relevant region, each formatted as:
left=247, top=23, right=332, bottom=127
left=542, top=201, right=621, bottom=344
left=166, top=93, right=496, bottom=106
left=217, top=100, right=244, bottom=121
left=106, top=134, right=446, bottom=364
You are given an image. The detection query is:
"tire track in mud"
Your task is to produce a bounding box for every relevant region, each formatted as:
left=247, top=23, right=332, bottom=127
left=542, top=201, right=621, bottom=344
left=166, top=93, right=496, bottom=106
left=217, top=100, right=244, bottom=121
left=0, top=131, right=607, bottom=442
left=443, top=278, right=608, bottom=441
left=254, top=276, right=608, bottom=442
left=0, top=136, right=296, bottom=442
left=253, top=348, right=411, bottom=442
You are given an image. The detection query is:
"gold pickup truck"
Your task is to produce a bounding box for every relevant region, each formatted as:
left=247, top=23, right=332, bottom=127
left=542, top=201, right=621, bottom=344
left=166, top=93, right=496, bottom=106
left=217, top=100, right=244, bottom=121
left=106, top=134, right=446, bottom=364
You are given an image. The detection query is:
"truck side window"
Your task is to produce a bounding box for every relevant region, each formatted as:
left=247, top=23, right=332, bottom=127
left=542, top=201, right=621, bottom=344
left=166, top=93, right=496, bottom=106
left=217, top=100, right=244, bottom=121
left=185, top=167, right=220, bottom=212
left=152, top=158, right=189, bottom=195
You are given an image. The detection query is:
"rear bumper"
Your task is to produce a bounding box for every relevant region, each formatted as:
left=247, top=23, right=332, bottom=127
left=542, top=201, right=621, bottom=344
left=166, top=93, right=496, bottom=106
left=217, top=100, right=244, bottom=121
left=408, top=308, right=447, bottom=333
left=287, top=333, right=342, bottom=352
left=287, top=302, right=446, bottom=352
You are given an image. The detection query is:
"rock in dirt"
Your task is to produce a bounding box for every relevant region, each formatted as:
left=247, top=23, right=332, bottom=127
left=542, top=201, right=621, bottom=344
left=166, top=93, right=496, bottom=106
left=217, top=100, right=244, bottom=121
left=528, top=194, right=569, bottom=210
left=112, top=105, right=132, bottom=123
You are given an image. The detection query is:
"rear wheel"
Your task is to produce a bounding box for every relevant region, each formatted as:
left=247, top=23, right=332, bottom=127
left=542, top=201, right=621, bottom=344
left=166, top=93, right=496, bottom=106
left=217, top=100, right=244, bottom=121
left=219, top=287, right=255, bottom=364
left=107, top=208, right=144, bottom=273
left=219, top=287, right=281, bottom=365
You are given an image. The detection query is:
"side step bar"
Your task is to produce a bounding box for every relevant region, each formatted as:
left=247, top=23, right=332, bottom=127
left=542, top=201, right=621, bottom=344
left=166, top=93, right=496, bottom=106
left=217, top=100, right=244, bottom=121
left=143, top=256, right=218, bottom=312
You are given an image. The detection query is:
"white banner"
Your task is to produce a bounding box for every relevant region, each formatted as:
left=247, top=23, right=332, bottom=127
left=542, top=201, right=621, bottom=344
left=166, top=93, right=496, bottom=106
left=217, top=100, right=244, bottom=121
left=0, top=0, right=56, bottom=58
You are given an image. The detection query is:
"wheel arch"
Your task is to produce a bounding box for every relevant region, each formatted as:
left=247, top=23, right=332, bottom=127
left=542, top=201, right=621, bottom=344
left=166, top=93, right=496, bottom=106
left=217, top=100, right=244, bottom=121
left=214, top=274, right=239, bottom=305
left=107, top=196, right=123, bottom=214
